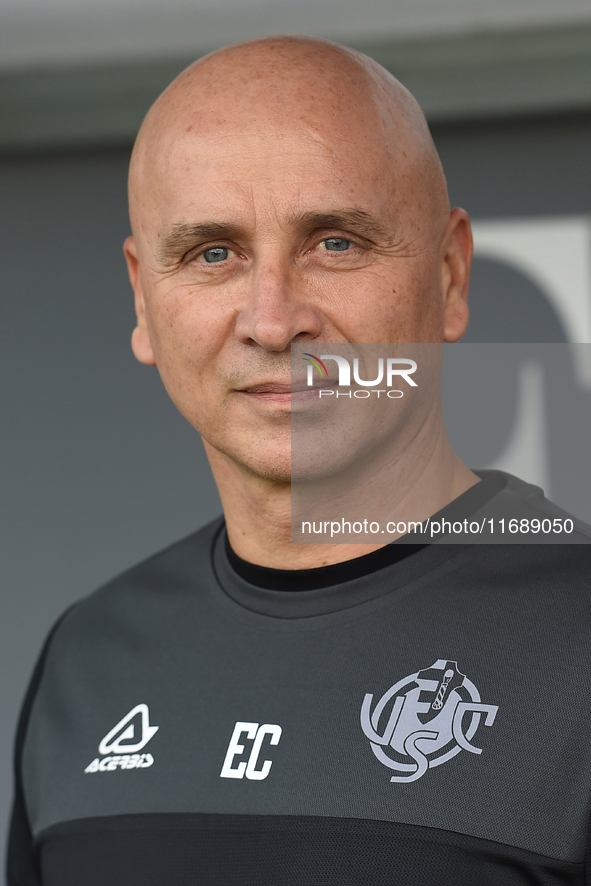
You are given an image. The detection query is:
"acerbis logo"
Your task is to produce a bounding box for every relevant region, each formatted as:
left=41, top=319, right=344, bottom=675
left=361, top=659, right=498, bottom=783
left=84, top=703, right=159, bottom=774
left=99, top=703, right=158, bottom=753
left=303, top=353, right=417, bottom=398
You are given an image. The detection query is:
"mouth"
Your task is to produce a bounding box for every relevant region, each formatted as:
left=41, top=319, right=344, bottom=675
left=236, top=381, right=338, bottom=403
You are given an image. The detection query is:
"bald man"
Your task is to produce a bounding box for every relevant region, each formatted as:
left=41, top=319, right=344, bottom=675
left=125, top=34, right=477, bottom=565
left=8, top=36, right=591, bottom=886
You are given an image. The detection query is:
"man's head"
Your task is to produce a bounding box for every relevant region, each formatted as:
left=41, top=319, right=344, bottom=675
left=124, top=36, right=472, bottom=482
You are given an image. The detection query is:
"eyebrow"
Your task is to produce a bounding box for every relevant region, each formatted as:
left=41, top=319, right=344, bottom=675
left=158, top=209, right=396, bottom=264
left=159, top=222, right=245, bottom=264
left=287, top=209, right=396, bottom=245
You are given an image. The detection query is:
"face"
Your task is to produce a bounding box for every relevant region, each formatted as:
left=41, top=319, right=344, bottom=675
left=125, top=88, right=471, bottom=483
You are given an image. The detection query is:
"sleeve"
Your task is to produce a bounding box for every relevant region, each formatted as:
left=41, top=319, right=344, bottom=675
left=6, top=608, right=76, bottom=886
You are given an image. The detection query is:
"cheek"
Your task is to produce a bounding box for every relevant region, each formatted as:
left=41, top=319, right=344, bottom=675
left=143, top=288, right=232, bottom=425
left=310, top=268, right=400, bottom=333
left=147, top=286, right=227, bottom=369
left=413, top=263, right=446, bottom=341
left=381, top=262, right=444, bottom=342
left=331, top=268, right=425, bottom=341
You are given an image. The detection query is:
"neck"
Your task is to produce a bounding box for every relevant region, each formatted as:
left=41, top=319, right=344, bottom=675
left=204, top=409, right=479, bottom=570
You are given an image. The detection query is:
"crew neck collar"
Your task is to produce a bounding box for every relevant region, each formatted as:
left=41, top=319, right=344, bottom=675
left=212, top=470, right=506, bottom=619
left=224, top=536, right=429, bottom=591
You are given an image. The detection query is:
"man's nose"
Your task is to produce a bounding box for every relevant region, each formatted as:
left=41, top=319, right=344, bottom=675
left=234, top=261, right=323, bottom=351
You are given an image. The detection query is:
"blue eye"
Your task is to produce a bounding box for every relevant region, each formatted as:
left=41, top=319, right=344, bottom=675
left=323, top=238, right=351, bottom=252
left=203, top=247, right=229, bottom=263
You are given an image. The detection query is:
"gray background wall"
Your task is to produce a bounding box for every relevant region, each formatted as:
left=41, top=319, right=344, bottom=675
left=2, top=106, right=591, bottom=880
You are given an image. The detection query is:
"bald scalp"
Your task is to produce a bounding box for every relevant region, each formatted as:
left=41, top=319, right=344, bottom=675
left=128, top=35, right=449, bottom=240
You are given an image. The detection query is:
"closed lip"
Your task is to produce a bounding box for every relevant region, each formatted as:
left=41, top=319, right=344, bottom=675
left=238, top=381, right=337, bottom=394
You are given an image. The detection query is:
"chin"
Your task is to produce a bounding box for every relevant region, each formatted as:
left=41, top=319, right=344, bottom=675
left=229, top=443, right=292, bottom=484
left=247, top=459, right=292, bottom=484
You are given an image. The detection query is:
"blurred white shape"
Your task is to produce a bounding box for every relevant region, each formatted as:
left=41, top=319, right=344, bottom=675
left=473, top=216, right=591, bottom=388
left=487, top=360, right=550, bottom=496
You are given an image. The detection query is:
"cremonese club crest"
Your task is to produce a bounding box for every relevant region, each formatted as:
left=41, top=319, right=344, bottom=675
left=361, top=659, right=498, bottom=783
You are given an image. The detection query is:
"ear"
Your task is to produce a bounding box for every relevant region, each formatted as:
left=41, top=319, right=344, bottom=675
left=124, top=235, right=156, bottom=366
left=441, top=208, right=473, bottom=343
